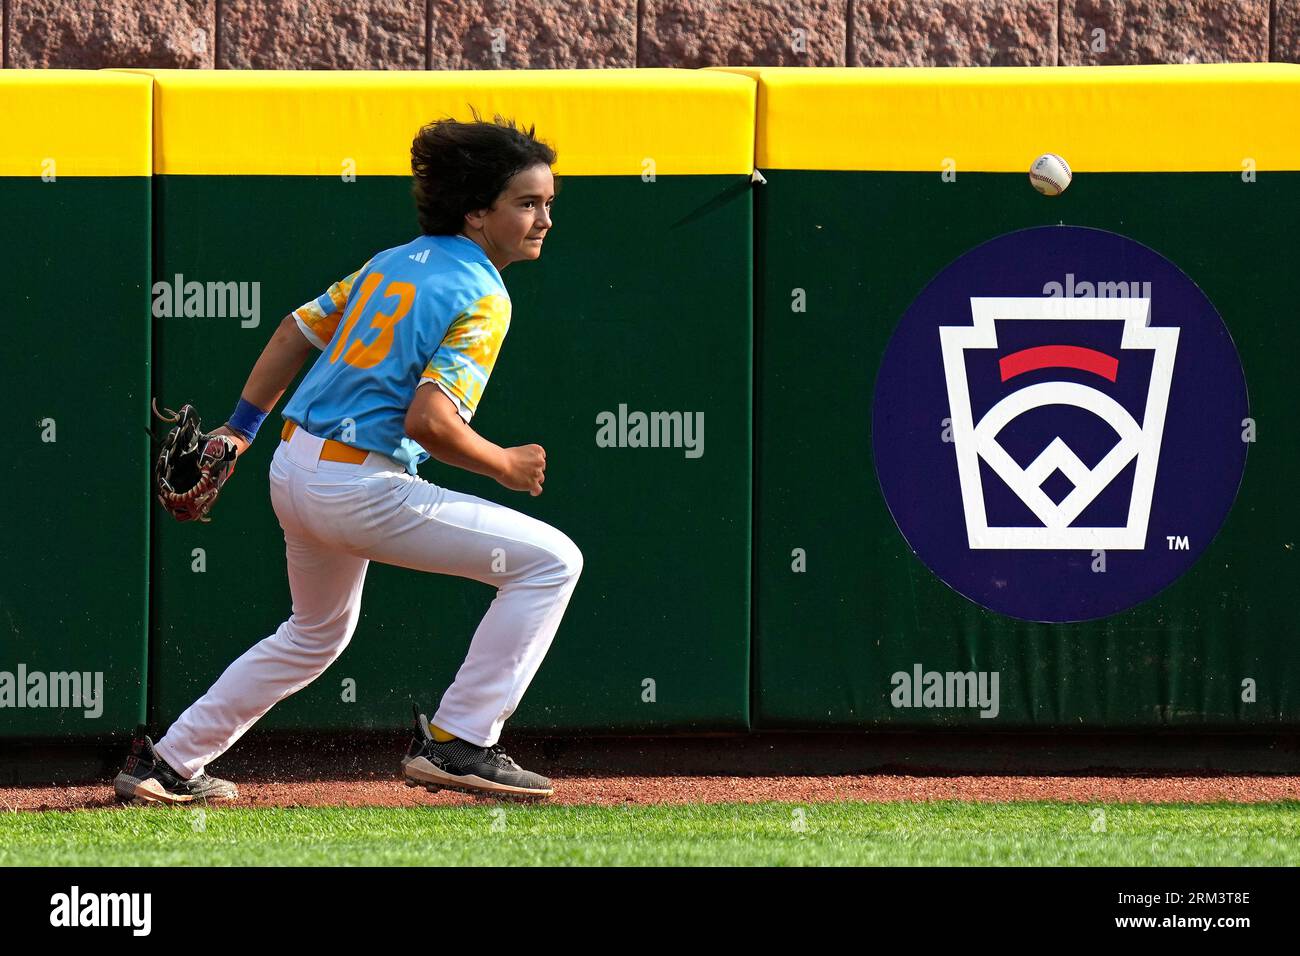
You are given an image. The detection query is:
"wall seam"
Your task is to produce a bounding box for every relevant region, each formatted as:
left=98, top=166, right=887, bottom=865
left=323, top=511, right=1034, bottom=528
left=1056, top=0, right=1062, bottom=66
left=426, top=0, right=432, bottom=70
left=213, top=0, right=221, bottom=68
left=1269, top=0, right=1277, bottom=61
left=747, top=132, right=761, bottom=737
left=3, top=0, right=10, bottom=69
left=845, top=0, right=854, bottom=66
left=146, top=108, right=163, bottom=727
left=635, top=0, right=644, bottom=67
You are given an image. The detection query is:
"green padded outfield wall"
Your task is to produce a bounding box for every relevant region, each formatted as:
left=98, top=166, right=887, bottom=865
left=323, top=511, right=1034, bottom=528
left=719, top=64, right=1300, bottom=730
left=127, top=70, right=754, bottom=733
left=0, top=72, right=153, bottom=738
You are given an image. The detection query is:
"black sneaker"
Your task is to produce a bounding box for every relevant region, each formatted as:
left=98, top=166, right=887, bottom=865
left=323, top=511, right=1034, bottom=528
left=112, top=727, right=239, bottom=805
left=400, top=705, right=553, bottom=800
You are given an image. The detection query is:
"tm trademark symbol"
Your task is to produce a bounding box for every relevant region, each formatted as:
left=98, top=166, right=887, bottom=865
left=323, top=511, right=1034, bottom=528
left=1166, top=535, right=1190, bottom=551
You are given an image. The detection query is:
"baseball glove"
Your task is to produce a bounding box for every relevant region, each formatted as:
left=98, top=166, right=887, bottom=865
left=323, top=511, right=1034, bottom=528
left=151, top=399, right=239, bottom=523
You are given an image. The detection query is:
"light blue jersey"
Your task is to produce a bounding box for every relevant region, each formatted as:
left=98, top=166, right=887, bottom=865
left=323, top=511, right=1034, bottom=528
left=282, top=234, right=512, bottom=475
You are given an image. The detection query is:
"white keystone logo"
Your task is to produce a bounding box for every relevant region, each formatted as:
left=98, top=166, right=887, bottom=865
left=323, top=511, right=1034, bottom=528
left=940, top=297, right=1178, bottom=550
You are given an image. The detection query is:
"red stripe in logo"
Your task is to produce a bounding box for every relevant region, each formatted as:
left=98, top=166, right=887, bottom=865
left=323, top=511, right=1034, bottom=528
left=999, top=345, right=1119, bottom=382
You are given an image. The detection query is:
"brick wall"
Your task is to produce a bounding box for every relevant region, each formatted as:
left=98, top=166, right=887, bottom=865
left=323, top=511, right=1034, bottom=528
left=2, top=0, right=1297, bottom=68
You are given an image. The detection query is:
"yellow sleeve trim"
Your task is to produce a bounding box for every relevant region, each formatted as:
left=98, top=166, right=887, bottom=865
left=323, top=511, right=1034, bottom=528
left=419, top=293, right=512, bottom=414
left=292, top=312, right=329, bottom=351
left=292, top=267, right=365, bottom=351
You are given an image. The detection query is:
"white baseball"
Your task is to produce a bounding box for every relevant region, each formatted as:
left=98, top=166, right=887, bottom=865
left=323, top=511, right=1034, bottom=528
left=1029, top=153, right=1072, bottom=196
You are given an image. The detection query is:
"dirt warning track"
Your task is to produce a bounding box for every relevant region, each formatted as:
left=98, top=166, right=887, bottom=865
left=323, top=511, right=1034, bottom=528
left=5, top=773, right=1300, bottom=812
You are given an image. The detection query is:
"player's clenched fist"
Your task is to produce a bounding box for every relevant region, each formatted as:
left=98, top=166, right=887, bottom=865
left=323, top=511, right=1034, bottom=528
left=498, top=444, right=547, bottom=496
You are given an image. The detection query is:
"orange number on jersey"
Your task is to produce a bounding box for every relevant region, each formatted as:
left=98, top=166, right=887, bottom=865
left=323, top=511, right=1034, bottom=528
left=327, top=275, right=416, bottom=370
left=341, top=280, right=415, bottom=369
left=329, top=272, right=384, bottom=365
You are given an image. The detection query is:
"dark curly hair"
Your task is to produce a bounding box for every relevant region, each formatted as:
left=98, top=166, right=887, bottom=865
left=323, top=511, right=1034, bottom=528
left=410, top=106, right=559, bottom=236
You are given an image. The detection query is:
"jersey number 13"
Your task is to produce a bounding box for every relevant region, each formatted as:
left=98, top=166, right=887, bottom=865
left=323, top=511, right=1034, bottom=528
left=328, top=273, right=416, bottom=370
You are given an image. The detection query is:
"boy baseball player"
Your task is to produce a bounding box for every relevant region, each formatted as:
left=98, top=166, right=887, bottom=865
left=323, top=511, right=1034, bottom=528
left=115, top=112, right=579, bottom=803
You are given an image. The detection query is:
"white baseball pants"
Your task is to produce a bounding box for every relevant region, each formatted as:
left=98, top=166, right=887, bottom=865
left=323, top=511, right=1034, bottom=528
left=154, top=424, right=583, bottom=779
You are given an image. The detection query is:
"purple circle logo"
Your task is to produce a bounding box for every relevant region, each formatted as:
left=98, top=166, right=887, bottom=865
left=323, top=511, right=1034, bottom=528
left=872, top=227, right=1249, bottom=623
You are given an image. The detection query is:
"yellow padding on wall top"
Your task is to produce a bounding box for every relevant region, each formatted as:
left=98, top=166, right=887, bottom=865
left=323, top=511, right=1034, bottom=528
left=0, top=71, right=152, bottom=177
left=708, top=64, right=1300, bottom=172
left=112, top=69, right=756, bottom=176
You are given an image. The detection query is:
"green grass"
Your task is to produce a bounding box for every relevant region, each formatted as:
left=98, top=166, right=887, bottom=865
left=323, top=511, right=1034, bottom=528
left=2, top=801, right=1298, bottom=866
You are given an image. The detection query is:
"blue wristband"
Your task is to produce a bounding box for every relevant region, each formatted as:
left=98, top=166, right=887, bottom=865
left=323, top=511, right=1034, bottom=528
left=227, top=398, right=269, bottom=443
